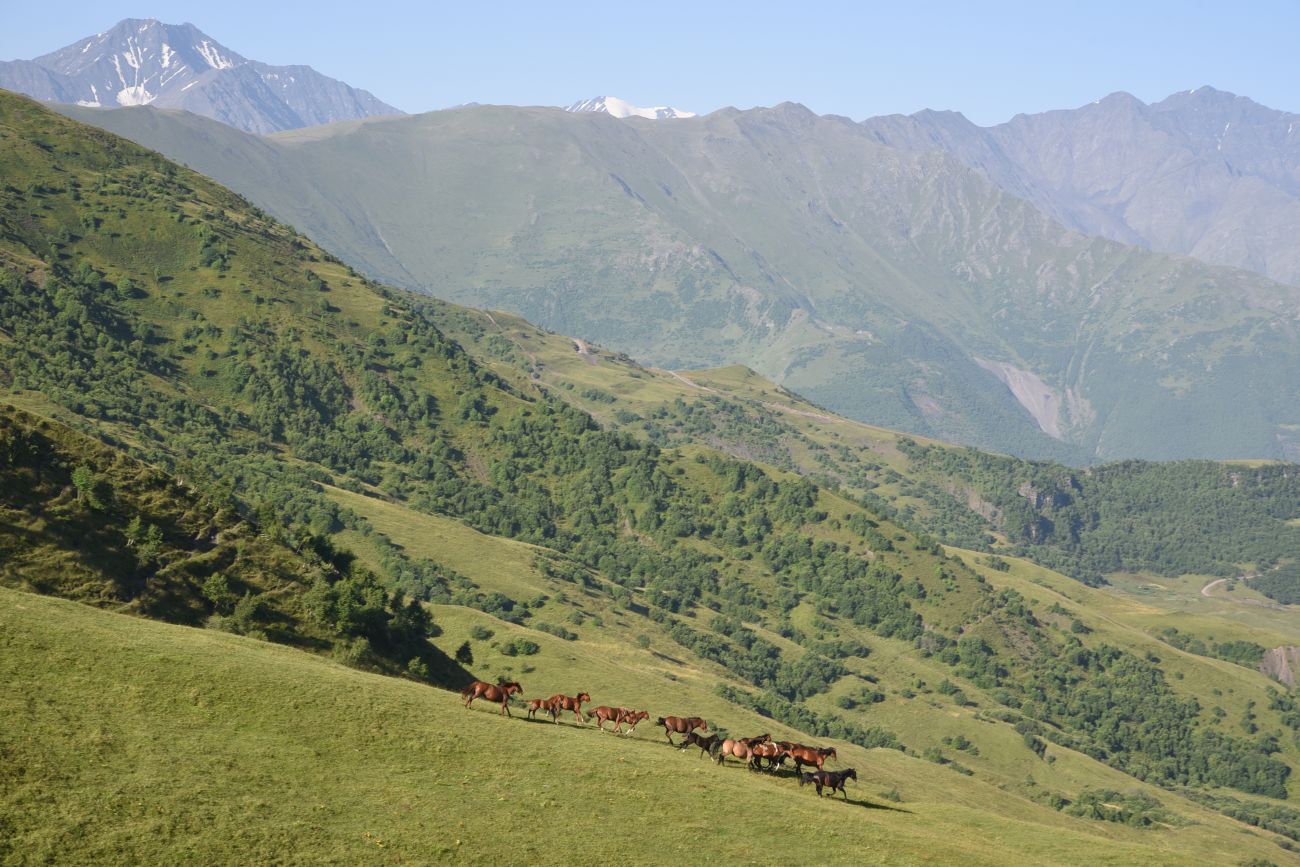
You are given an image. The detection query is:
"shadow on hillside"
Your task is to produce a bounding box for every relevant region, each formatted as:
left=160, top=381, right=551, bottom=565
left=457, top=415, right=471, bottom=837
left=650, top=650, right=685, bottom=665
left=828, top=795, right=913, bottom=814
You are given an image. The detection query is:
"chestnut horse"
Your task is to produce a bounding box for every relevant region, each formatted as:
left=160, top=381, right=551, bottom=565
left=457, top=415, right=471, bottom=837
left=800, top=768, right=857, bottom=799
left=656, top=716, right=708, bottom=745
left=714, top=734, right=770, bottom=767
left=546, top=691, right=591, bottom=724
left=788, top=745, right=838, bottom=773
left=526, top=697, right=559, bottom=720
left=461, top=680, right=522, bottom=716
left=618, top=709, right=649, bottom=734
left=589, top=706, right=624, bottom=731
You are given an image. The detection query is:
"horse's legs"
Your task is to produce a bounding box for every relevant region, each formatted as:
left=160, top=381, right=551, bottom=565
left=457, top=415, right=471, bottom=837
left=664, top=729, right=675, bottom=746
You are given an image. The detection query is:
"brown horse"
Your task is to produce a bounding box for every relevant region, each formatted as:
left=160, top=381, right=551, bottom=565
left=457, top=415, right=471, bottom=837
left=750, top=741, right=790, bottom=772
left=788, top=745, right=838, bottom=773
left=714, top=734, right=770, bottom=767
left=618, top=709, right=649, bottom=734
left=461, top=680, right=522, bottom=716
left=800, top=768, right=857, bottom=799
left=679, top=731, right=722, bottom=757
left=546, top=692, right=591, bottom=724
left=589, top=706, right=624, bottom=731
left=656, top=716, right=708, bottom=745
left=526, top=697, right=559, bottom=720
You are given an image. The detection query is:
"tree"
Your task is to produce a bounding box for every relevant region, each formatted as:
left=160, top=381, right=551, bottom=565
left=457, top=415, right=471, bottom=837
left=71, top=464, right=107, bottom=509
left=202, top=573, right=236, bottom=612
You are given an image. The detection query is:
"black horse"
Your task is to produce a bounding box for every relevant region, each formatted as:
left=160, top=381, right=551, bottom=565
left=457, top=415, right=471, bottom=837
left=799, top=768, right=858, bottom=798
left=679, top=730, right=721, bottom=758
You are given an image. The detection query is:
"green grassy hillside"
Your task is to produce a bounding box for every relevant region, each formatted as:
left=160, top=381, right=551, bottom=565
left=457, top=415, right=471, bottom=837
left=4, top=587, right=1295, bottom=867
left=5, top=91, right=1300, bottom=862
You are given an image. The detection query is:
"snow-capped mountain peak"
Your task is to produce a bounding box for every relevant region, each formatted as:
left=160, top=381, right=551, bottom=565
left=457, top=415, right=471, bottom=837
left=1, top=18, right=401, bottom=133
left=566, top=96, right=695, bottom=120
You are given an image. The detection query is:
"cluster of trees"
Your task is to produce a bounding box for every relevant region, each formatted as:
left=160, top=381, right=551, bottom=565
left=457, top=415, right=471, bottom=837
left=0, top=405, right=459, bottom=685
left=1249, top=562, right=1300, bottom=605
left=1062, top=789, right=1172, bottom=828
left=899, top=440, right=1300, bottom=583
left=1158, top=627, right=1266, bottom=669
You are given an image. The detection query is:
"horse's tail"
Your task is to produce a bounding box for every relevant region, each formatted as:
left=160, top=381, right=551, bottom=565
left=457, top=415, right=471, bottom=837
left=460, top=683, right=475, bottom=699
left=799, top=772, right=813, bottom=787
left=656, top=717, right=666, bottom=726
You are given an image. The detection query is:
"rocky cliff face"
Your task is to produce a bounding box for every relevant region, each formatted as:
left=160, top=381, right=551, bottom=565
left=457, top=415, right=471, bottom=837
left=1260, top=645, right=1300, bottom=687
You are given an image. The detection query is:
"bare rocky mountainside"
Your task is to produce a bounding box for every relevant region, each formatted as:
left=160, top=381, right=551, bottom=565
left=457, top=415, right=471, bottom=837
left=0, top=18, right=401, bottom=133
left=56, top=98, right=1300, bottom=462
left=862, top=87, right=1300, bottom=287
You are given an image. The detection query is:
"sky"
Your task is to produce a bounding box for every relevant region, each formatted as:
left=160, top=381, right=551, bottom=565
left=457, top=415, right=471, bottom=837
left=2, top=1, right=1298, bottom=125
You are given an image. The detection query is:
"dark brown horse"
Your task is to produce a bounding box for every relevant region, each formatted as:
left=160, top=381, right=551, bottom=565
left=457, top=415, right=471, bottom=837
left=800, top=768, right=857, bottom=798
left=679, top=730, right=722, bottom=757
left=546, top=692, right=592, bottom=724
left=461, top=680, right=522, bottom=716
left=788, top=745, right=837, bottom=773
left=656, top=716, right=708, bottom=745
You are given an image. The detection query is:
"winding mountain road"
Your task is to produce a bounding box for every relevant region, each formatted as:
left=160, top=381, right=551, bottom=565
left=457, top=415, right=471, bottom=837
left=1201, top=578, right=1228, bottom=597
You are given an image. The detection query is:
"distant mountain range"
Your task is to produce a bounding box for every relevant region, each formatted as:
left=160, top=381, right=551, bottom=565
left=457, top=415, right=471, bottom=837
left=57, top=97, right=1300, bottom=462
left=862, top=88, right=1300, bottom=286
left=0, top=18, right=401, bottom=132
left=567, top=96, right=695, bottom=120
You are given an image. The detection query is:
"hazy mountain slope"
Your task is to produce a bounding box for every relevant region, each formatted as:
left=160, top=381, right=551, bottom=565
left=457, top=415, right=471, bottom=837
left=55, top=99, right=1300, bottom=462
left=1, top=18, right=400, bottom=132
left=862, top=88, right=1300, bottom=286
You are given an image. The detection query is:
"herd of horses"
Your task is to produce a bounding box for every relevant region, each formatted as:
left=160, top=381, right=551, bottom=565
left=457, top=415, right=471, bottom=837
left=460, top=680, right=858, bottom=800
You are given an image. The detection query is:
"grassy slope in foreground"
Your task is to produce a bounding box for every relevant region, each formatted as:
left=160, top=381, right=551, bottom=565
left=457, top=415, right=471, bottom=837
left=2, top=586, right=1288, bottom=867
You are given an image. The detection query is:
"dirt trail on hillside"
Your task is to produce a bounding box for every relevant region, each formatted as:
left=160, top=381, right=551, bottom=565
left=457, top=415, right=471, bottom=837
left=573, top=338, right=599, bottom=365
left=650, top=368, right=715, bottom=392
left=1200, top=576, right=1286, bottom=610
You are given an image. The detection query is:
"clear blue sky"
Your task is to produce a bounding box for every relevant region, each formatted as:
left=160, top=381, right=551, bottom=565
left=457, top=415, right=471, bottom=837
left=3, top=0, right=1297, bottom=125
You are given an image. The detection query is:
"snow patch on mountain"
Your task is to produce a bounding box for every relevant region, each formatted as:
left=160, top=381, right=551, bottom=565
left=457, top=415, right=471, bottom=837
left=566, top=96, right=695, bottom=120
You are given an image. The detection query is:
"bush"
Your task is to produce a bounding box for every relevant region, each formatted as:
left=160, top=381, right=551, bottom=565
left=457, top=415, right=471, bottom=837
left=500, top=638, right=540, bottom=657
left=470, top=625, right=494, bottom=641
left=535, top=622, right=577, bottom=641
